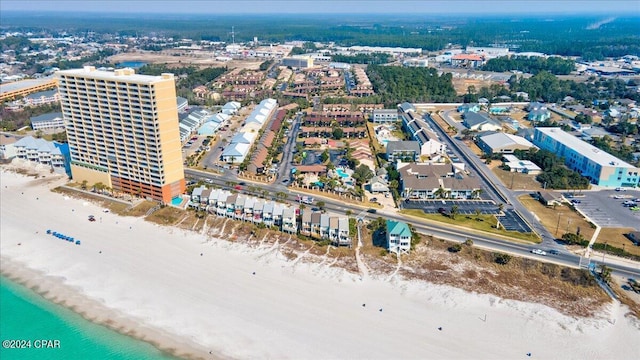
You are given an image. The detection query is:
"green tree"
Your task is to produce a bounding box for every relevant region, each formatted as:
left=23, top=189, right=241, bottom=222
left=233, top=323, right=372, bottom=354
left=332, top=127, right=344, bottom=140
left=450, top=204, right=459, bottom=220
left=494, top=253, right=512, bottom=265
left=352, top=164, right=374, bottom=186
left=320, top=149, right=329, bottom=163
left=598, top=265, right=612, bottom=285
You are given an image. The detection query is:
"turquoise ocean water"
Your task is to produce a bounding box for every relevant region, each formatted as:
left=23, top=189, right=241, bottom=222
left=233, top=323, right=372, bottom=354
left=0, top=275, right=177, bottom=360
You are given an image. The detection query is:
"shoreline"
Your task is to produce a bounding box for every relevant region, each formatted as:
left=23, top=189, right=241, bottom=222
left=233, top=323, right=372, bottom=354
left=0, top=257, right=217, bottom=360
left=2, top=167, right=640, bottom=359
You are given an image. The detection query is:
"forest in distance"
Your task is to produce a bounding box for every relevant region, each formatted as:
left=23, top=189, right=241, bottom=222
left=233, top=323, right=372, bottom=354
left=1, top=11, right=639, bottom=60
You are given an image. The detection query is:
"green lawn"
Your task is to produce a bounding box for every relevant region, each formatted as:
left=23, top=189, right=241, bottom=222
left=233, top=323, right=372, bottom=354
left=400, top=209, right=541, bottom=243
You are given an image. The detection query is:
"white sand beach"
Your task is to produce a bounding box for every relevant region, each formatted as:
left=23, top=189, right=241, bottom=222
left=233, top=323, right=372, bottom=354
left=1, top=168, right=639, bottom=360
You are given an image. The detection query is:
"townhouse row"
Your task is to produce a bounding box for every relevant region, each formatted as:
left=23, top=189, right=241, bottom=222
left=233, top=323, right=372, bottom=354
left=190, top=187, right=352, bottom=246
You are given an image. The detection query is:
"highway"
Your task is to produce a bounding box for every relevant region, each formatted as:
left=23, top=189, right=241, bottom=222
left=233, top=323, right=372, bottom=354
left=184, top=169, right=640, bottom=278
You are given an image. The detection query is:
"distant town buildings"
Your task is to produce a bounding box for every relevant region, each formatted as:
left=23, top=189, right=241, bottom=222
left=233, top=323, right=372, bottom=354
left=56, top=66, right=185, bottom=203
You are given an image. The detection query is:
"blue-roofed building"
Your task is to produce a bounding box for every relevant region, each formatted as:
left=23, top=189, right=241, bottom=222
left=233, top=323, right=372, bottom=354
left=386, top=220, right=412, bottom=254
left=398, top=102, right=416, bottom=114
left=222, top=101, right=241, bottom=115
left=457, top=103, right=480, bottom=113
left=176, top=96, right=189, bottom=113
left=30, top=112, right=64, bottom=131
left=462, top=112, right=502, bottom=131
left=13, top=135, right=70, bottom=173
left=527, top=102, right=551, bottom=122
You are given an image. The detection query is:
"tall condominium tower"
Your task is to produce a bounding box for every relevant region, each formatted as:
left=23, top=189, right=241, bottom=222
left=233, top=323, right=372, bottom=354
left=56, top=66, right=185, bottom=203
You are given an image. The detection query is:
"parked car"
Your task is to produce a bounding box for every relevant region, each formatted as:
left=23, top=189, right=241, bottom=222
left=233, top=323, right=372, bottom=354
left=570, top=199, right=581, bottom=204
left=370, top=197, right=378, bottom=202
left=366, top=209, right=377, bottom=214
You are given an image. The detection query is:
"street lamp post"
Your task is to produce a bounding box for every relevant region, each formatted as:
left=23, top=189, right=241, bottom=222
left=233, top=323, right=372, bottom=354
left=602, top=242, right=608, bottom=263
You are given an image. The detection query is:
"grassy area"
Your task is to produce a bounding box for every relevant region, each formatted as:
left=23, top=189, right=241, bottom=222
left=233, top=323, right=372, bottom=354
left=123, top=201, right=158, bottom=217
left=461, top=139, right=484, bottom=157
left=595, top=228, right=640, bottom=257
left=518, top=194, right=595, bottom=240
left=492, top=167, right=543, bottom=191
left=400, top=209, right=540, bottom=243
left=431, top=113, right=457, bottom=136
left=145, top=206, right=185, bottom=225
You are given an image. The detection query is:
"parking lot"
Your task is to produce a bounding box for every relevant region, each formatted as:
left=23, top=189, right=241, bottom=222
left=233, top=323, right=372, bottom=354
left=403, top=199, right=499, bottom=214
left=570, top=190, right=640, bottom=230
left=497, top=210, right=532, bottom=233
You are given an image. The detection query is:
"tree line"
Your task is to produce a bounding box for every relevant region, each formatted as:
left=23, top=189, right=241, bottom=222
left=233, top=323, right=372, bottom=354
left=513, top=148, right=590, bottom=189
left=481, top=56, right=575, bottom=75
left=366, top=65, right=457, bottom=106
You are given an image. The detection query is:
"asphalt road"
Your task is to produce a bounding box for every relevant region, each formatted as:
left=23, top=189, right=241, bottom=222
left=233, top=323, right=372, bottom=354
left=433, top=111, right=555, bottom=243
left=184, top=170, right=640, bottom=279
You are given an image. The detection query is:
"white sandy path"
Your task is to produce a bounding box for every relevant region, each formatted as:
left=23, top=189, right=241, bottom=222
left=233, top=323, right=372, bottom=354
left=1, top=170, right=639, bottom=360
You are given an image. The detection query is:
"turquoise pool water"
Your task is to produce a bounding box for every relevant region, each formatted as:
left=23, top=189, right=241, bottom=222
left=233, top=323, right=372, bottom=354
left=171, top=196, right=183, bottom=206
left=381, top=139, right=390, bottom=145
left=336, top=169, right=349, bottom=178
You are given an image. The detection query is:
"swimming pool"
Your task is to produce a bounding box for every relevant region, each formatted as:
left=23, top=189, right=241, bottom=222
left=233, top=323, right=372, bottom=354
left=381, top=139, right=390, bottom=145
left=336, top=169, right=349, bottom=178
left=171, top=196, right=183, bottom=206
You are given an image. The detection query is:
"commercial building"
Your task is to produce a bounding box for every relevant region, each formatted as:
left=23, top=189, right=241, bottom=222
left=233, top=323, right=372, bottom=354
left=282, top=57, right=314, bottom=69
left=533, top=127, right=640, bottom=188
left=502, top=155, right=542, bottom=175
left=56, top=66, right=185, bottom=203
left=477, top=132, right=536, bottom=154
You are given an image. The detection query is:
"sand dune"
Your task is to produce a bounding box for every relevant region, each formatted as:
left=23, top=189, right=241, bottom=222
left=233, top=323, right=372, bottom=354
left=1, top=169, right=639, bottom=360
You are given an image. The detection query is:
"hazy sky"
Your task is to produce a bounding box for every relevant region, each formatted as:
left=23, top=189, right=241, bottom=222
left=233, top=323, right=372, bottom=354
left=1, top=0, right=639, bottom=14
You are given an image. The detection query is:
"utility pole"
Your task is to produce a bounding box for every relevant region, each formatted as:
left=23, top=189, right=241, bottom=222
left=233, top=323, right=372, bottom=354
left=555, top=213, right=561, bottom=235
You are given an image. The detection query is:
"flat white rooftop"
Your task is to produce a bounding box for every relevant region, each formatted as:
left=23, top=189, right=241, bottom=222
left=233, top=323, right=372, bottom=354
left=56, top=66, right=173, bottom=85
left=535, top=127, right=635, bottom=168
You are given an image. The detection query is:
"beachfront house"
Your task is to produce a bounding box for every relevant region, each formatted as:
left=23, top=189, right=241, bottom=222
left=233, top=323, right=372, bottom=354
left=273, top=203, right=285, bottom=227
left=386, top=220, right=412, bottom=254
left=263, top=201, right=274, bottom=226
left=320, top=214, right=330, bottom=239
left=329, top=217, right=339, bottom=243
left=338, top=218, right=351, bottom=246
left=253, top=199, right=264, bottom=223
left=301, top=211, right=312, bottom=236
left=310, top=212, right=322, bottom=238
left=282, top=208, right=298, bottom=234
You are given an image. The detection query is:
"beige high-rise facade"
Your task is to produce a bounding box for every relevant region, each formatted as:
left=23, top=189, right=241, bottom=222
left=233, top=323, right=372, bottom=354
left=57, top=66, right=185, bottom=203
